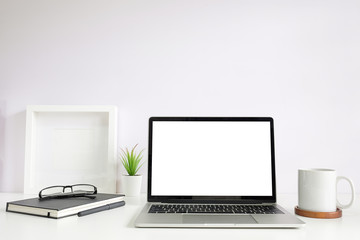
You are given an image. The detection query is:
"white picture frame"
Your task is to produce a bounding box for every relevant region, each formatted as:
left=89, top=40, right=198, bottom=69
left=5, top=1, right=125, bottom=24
left=24, top=105, right=117, bottom=194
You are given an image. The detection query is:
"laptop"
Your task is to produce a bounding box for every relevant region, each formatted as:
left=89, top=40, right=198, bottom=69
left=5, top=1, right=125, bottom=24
left=135, top=117, right=305, bottom=228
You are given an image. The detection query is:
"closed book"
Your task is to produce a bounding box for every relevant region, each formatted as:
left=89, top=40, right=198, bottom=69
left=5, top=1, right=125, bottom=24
left=6, top=193, right=125, bottom=219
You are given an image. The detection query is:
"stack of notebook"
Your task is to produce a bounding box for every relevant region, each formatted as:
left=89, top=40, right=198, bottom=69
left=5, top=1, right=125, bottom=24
left=6, top=193, right=125, bottom=219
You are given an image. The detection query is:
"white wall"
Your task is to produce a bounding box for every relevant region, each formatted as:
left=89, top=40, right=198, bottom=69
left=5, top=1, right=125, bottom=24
left=1, top=0, right=359, bottom=193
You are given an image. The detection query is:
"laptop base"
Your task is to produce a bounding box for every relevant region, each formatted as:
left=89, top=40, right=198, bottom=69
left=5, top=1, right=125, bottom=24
left=135, top=203, right=305, bottom=228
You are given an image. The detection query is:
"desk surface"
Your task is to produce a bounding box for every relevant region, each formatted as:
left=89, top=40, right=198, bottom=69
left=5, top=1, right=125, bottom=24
left=1, top=193, right=359, bottom=240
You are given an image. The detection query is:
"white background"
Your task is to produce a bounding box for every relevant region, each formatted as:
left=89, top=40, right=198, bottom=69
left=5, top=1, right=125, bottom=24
left=0, top=0, right=359, bottom=194
left=151, top=121, right=272, bottom=196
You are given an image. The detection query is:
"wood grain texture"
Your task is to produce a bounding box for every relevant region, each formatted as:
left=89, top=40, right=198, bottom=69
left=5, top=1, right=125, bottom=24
left=295, top=206, right=342, bottom=219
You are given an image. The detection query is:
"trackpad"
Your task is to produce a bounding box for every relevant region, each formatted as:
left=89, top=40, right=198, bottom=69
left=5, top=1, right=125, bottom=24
left=182, top=215, right=257, bottom=224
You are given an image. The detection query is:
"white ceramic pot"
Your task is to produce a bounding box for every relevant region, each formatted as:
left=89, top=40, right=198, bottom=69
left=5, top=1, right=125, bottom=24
left=121, top=175, right=142, bottom=197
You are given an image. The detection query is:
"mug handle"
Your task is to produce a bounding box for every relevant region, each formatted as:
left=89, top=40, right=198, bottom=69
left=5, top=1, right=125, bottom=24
left=336, top=176, right=355, bottom=209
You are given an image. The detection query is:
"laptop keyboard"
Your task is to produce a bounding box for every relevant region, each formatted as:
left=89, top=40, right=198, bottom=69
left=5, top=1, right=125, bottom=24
left=149, top=204, right=284, bottom=214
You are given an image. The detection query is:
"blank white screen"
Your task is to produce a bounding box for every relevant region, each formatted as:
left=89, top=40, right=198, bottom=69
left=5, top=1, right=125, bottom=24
left=151, top=121, right=273, bottom=196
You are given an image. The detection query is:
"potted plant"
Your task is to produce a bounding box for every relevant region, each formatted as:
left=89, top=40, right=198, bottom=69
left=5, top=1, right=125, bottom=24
left=119, top=144, right=144, bottom=197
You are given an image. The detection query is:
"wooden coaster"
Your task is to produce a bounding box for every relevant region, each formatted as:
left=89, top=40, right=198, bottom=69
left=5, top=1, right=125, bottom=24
left=294, top=206, right=342, bottom=219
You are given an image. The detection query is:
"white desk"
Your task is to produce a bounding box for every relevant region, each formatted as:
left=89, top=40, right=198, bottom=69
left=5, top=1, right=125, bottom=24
left=1, top=193, right=359, bottom=240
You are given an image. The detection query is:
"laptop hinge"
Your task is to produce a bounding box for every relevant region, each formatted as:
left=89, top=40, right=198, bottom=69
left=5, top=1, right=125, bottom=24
left=160, top=200, right=266, bottom=204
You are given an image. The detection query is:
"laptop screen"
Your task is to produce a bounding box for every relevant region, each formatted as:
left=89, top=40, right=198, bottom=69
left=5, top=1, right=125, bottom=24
left=148, top=117, right=276, bottom=203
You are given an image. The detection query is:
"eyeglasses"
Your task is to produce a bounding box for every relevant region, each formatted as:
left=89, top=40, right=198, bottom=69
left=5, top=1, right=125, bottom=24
left=38, top=184, right=97, bottom=200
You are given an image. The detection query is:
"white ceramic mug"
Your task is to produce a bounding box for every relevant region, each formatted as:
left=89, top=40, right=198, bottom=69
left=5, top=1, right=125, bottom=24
left=298, top=168, right=355, bottom=212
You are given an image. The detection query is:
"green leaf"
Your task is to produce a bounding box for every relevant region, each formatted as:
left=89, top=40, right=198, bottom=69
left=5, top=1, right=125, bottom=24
left=119, top=144, right=145, bottom=176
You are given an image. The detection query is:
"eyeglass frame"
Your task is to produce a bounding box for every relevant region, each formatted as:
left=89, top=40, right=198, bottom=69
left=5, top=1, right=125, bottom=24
left=38, top=184, right=97, bottom=200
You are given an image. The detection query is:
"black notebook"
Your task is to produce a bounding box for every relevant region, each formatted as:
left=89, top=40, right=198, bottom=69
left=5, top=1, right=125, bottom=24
left=6, top=193, right=125, bottom=219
